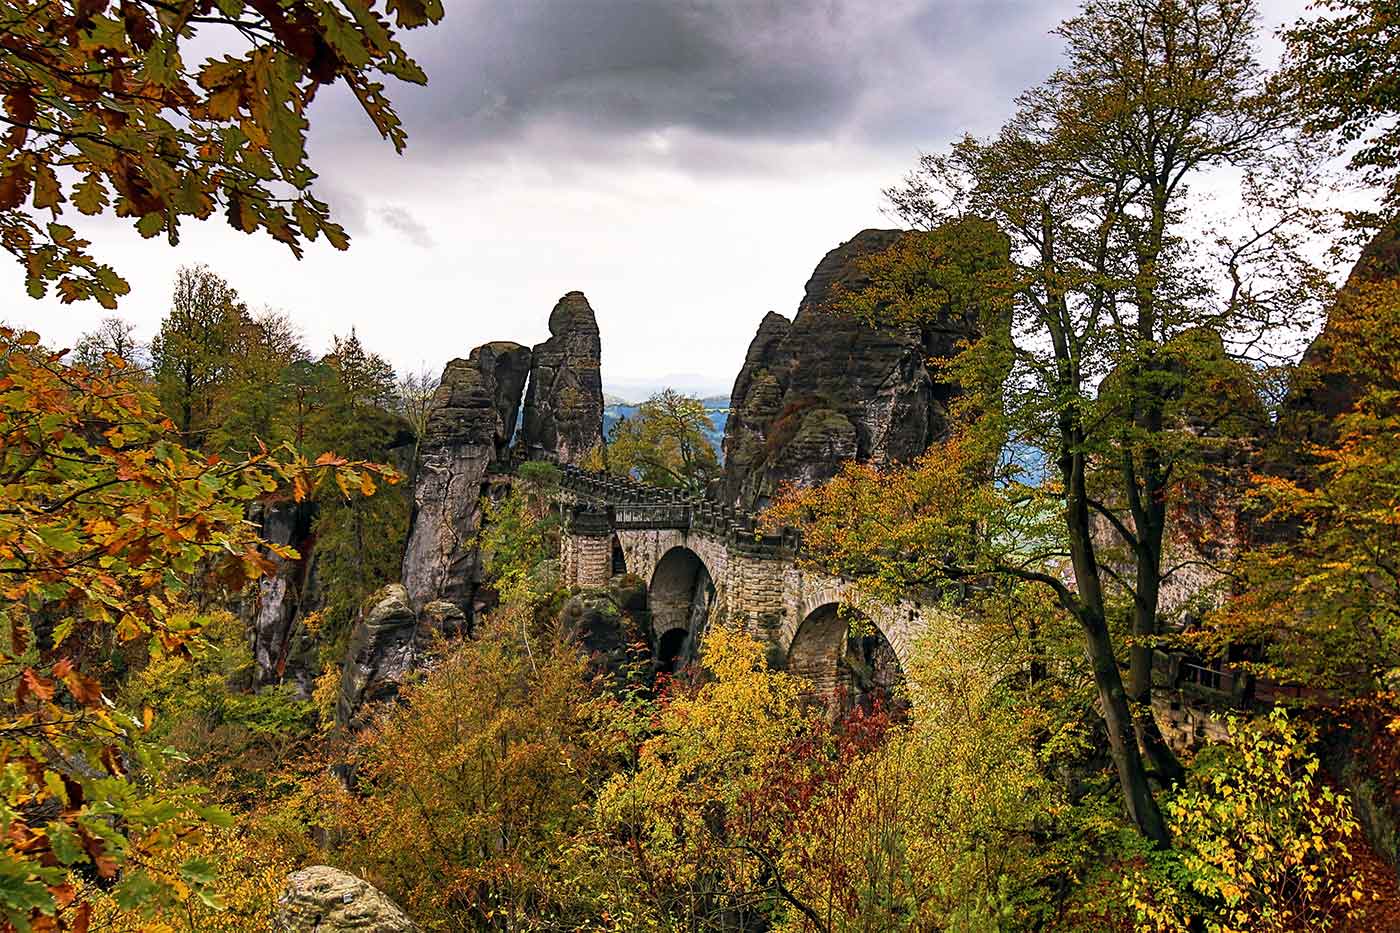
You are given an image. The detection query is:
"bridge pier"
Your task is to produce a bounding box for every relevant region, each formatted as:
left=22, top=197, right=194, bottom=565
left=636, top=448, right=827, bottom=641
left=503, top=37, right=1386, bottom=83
left=562, top=506, right=614, bottom=588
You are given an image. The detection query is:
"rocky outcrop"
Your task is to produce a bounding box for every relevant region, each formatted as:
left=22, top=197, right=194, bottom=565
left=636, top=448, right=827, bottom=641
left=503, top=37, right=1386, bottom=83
left=520, top=291, right=604, bottom=465
left=246, top=499, right=319, bottom=696
left=1277, top=220, right=1400, bottom=449
left=721, top=227, right=993, bottom=511
left=558, top=574, right=651, bottom=688
left=276, top=866, right=419, bottom=932
left=336, top=584, right=419, bottom=729
left=337, top=587, right=482, bottom=729
left=400, top=342, right=530, bottom=612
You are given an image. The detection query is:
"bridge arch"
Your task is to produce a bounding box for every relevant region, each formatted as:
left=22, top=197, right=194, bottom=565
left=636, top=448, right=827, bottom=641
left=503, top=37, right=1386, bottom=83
left=649, top=546, right=715, bottom=673
left=787, top=602, right=902, bottom=716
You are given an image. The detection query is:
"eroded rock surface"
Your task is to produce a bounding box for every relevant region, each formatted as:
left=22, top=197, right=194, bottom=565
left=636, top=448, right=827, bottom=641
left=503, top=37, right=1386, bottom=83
left=720, top=228, right=987, bottom=511
left=1277, top=221, right=1400, bottom=449
left=520, top=291, right=604, bottom=465
left=246, top=499, right=318, bottom=696
left=336, top=584, right=418, bottom=729
left=400, top=342, right=530, bottom=612
left=276, top=865, right=419, bottom=932
left=559, top=574, right=651, bottom=689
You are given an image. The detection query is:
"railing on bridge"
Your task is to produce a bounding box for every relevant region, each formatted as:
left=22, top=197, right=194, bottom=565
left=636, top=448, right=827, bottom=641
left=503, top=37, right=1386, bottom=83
left=554, top=463, right=799, bottom=554
left=613, top=504, right=692, bottom=529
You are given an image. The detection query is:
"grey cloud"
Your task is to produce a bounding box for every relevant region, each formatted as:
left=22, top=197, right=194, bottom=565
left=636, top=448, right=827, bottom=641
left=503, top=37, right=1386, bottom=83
left=377, top=205, right=436, bottom=247
left=318, top=0, right=1077, bottom=165
left=313, top=183, right=370, bottom=235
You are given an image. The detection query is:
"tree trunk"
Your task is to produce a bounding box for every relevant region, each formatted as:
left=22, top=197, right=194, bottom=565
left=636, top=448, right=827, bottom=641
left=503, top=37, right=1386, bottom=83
left=1066, top=433, right=1170, bottom=846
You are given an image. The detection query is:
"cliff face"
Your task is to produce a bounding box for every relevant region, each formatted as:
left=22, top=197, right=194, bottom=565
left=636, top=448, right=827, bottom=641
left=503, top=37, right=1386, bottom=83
left=1277, top=221, right=1400, bottom=448
left=246, top=499, right=319, bottom=696
left=400, top=342, right=531, bottom=613
left=520, top=291, right=605, bottom=465
left=720, top=229, right=981, bottom=511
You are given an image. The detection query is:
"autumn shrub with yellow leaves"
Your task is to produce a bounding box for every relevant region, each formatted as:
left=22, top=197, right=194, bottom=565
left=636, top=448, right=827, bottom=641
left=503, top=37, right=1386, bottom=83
left=85, top=824, right=296, bottom=933
left=1123, top=710, right=1365, bottom=933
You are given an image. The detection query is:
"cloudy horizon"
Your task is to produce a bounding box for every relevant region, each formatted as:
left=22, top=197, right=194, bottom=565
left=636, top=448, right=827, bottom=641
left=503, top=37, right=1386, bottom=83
left=5, top=0, right=1313, bottom=399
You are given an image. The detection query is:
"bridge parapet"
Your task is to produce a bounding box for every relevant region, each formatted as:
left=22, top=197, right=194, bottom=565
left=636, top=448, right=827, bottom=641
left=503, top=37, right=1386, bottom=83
left=555, top=464, right=801, bottom=553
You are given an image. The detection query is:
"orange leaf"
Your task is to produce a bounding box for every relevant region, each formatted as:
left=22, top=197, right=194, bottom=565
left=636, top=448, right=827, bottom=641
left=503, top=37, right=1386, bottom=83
left=18, top=669, right=55, bottom=703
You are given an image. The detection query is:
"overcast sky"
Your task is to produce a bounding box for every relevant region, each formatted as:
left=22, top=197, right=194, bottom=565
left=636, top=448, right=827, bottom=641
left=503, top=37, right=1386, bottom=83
left=8, top=0, right=1312, bottom=399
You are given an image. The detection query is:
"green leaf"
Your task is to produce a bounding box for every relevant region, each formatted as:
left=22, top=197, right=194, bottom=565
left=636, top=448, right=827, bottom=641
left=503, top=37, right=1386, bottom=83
left=33, top=526, right=80, bottom=554
left=136, top=212, right=164, bottom=238
left=179, top=856, right=217, bottom=886
left=45, top=822, right=83, bottom=866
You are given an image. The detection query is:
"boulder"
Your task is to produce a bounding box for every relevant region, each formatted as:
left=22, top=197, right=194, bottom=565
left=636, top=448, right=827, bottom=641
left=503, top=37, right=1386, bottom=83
left=400, top=342, right=531, bottom=612
left=720, top=226, right=994, bottom=511
left=418, top=599, right=468, bottom=642
left=520, top=291, right=605, bottom=465
left=560, top=576, right=650, bottom=688
left=336, top=584, right=418, bottom=729
left=275, top=866, right=419, bottom=932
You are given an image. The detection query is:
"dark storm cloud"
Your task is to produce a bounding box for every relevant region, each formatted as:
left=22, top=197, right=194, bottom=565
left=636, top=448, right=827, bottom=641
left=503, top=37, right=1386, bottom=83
left=333, top=0, right=1077, bottom=159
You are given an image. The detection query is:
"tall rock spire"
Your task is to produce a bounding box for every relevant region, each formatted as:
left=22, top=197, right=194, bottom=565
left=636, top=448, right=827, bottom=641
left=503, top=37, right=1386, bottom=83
left=520, top=290, right=605, bottom=465
left=719, top=228, right=986, bottom=512
left=400, top=341, right=531, bottom=613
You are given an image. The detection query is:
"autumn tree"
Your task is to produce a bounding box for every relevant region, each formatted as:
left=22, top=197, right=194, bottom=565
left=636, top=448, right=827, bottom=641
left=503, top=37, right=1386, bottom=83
left=1283, top=0, right=1400, bottom=214
left=0, top=0, right=444, bottom=308
left=480, top=461, right=562, bottom=606
left=149, top=264, right=249, bottom=442
left=0, top=327, right=392, bottom=930
left=777, top=0, right=1337, bottom=845
left=606, top=389, right=720, bottom=493
left=70, top=316, right=146, bottom=370
left=323, top=605, right=614, bottom=932
left=208, top=309, right=310, bottom=456
left=594, top=628, right=812, bottom=929
left=1123, top=711, right=1364, bottom=931
left=1202, top=276, right=1400, bottom=693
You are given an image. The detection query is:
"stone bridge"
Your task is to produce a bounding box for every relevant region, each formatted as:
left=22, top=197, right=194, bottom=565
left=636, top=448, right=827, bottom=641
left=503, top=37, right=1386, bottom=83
left=555, top=465, right=939, bottom=706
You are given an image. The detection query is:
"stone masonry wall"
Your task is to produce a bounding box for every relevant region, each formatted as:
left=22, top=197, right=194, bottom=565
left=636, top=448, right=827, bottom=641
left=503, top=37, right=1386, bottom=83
left=563, top=533, right=612, bottom=588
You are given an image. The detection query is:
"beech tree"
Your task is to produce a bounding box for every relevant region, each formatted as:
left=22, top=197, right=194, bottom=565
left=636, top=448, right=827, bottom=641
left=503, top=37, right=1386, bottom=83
left=0, top=327, right=394, bottom=929
left=70, top=316, right=145, bottom=370
left=0, top=0, right=444, bottom=307
left=774, top=0, right=1336, bottom=846
left=605, top=389, right=719, bottom=493
left=1283, top=0, right=1400, bottom=214
left=149, top=264, right=249, bottom=442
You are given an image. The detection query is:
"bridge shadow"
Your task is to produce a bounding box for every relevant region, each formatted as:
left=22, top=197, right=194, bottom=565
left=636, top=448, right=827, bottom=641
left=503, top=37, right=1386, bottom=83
left=649, top=546, right=715, bottom=674
left=787, top=603, right=902, bottom=718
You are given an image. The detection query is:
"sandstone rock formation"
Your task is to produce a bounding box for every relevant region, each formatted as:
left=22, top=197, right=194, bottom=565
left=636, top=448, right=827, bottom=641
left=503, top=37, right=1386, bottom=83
left=246, top=499, right=319, bottom=696
left=400, top=342, right=530, bottom=612
left=720, top=229, right=983, bottom=511
left=336, top=584, right=419, bottom=729
left=1277, top=220, right=1400, bottom=448
left=276, top=865, right=419, bottom=932
left=520, top=291, right=604, bottom=465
